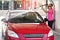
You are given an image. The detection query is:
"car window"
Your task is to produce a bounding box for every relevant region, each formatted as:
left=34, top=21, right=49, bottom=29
left=8, top=12, right=43, bottom=23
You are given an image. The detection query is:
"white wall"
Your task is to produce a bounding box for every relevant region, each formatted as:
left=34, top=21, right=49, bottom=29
left=0, top=10, right=8, bottom=16
left=52, top=0, right=60, bottom=29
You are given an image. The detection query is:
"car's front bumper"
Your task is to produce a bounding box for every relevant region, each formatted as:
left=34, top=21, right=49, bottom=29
left=6, top=34, right=54, bottom=40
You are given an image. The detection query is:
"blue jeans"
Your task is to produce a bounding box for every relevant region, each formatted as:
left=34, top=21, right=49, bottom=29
left=48, top=20, right=53, bottom=28
left=44, top=18, right=54, bottom=28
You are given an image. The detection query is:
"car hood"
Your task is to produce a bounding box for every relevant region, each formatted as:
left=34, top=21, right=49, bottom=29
left=8, top=23, right=50, bottom=34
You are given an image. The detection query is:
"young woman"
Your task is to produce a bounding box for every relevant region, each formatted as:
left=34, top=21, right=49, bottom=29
left=41, top=3, right=54, bottom=28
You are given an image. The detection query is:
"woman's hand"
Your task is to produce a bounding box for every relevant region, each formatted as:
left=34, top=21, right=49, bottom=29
left=40, top=5, right=43, bottom=7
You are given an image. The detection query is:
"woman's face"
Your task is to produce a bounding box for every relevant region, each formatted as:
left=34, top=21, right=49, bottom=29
left=48, top=5, right=52, bottom=9
left=48, top=6, right=52, bottom=9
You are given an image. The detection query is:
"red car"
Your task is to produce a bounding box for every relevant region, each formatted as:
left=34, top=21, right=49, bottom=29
left=4, top=12, right=54, bottom=40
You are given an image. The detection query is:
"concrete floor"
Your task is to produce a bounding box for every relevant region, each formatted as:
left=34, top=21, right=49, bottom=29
left=54, top=31, right=60, bottom=40
left=54, top=34, right=60, bottom=40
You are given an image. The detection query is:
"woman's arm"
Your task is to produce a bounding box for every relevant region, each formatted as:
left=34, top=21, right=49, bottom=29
left=41, top=6, right=48, bottom=13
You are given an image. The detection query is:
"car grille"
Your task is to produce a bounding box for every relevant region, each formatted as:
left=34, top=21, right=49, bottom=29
left=23, top=34, right=44, bottom=38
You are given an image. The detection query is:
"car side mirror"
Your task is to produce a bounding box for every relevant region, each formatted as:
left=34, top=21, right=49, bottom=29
left=1, top=18, right=8, bottom=23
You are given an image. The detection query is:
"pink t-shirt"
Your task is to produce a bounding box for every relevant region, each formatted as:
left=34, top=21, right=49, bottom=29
left=47, top=8, right=53, bottom=21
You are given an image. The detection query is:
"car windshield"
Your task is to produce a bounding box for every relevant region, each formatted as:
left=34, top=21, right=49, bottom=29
left=8, top=12, right=43, bottom=23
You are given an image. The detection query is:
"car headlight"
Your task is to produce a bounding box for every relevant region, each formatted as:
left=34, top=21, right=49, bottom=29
left=48, top=30, right=54, bottom=37
left=8, top=30, right=19, bottom=38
